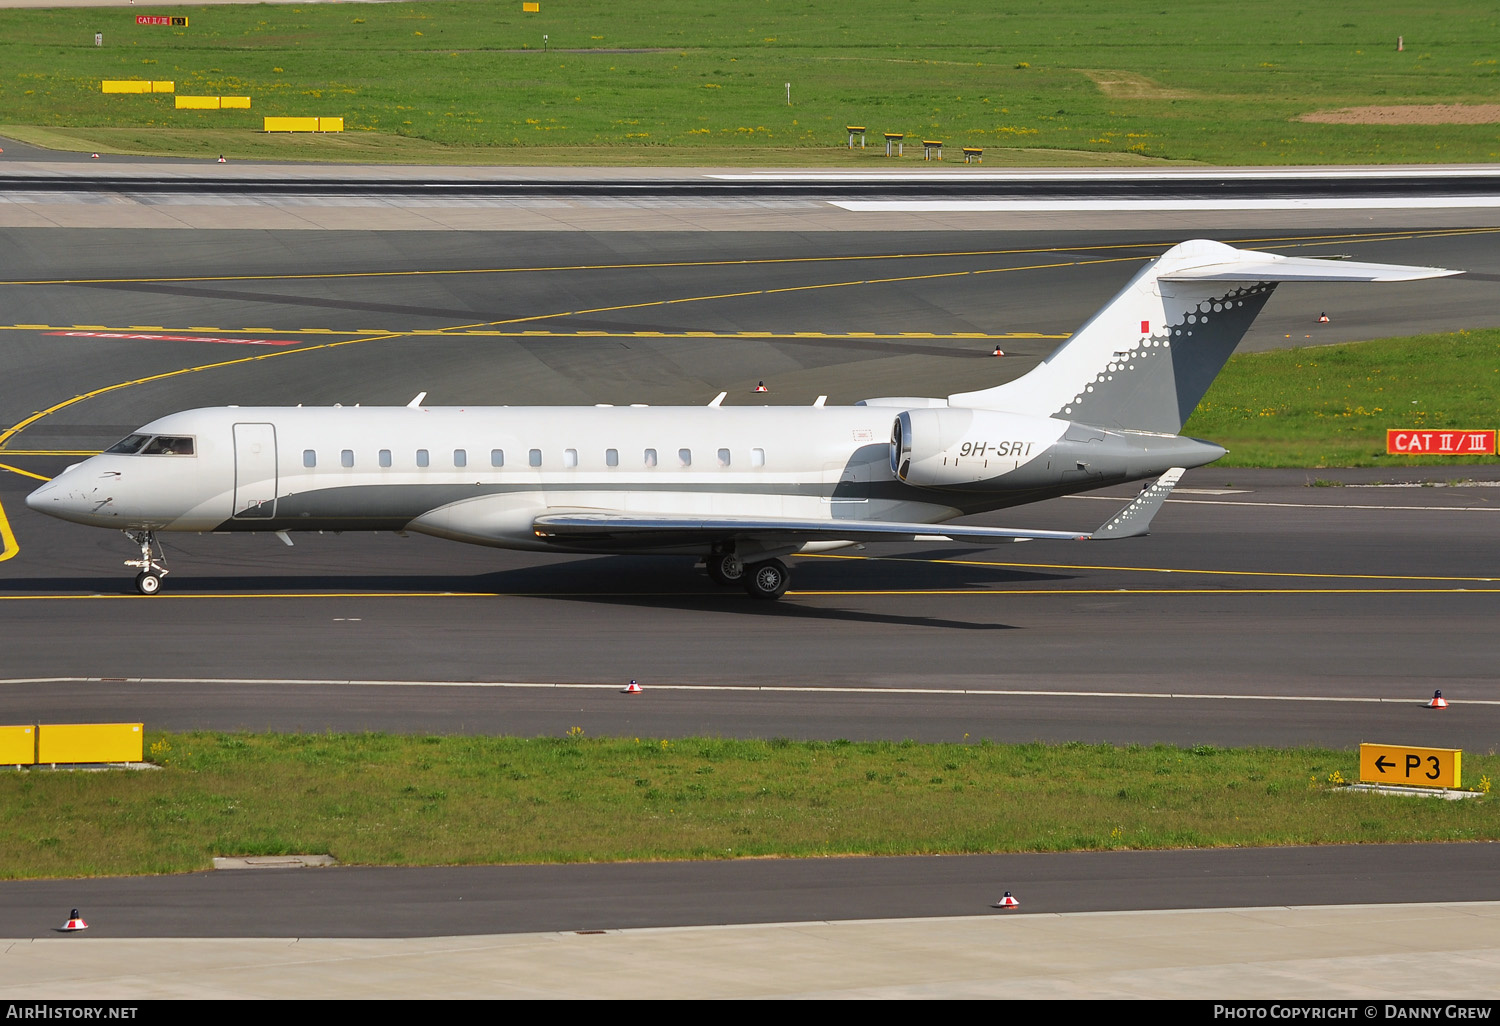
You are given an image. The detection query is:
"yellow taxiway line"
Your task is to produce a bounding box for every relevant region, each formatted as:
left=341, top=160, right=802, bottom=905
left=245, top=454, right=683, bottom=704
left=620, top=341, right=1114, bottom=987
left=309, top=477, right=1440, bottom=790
left=0, top=587, right=1494, bottom=602
left=0, top=495, right=17, bottom=563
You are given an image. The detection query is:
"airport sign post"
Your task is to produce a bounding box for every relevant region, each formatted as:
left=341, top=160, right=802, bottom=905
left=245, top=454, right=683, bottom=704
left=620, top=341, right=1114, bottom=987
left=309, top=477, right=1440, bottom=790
left=1359, top=743, right=1462, bottom=789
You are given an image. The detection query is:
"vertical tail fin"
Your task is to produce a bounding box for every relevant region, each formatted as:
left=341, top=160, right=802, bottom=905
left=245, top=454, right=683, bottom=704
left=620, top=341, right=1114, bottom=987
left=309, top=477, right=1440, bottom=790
left=948, top=240, right=1458, bottom=434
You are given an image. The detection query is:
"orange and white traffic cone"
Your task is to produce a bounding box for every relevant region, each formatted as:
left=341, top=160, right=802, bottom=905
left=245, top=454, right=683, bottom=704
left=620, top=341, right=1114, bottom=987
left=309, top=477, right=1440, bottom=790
left=1317, top=312, right=1330, bottom=323
left=1428, top=690, right=1448, bottom=709
left=61, top=909, right=88, bottom=932
left=217, top=155, right=227, bottom=163
left=91, top=153, right=100, bottom=159
left=753, top=381, right=768, bottom=393
left=622, top=679, right=642, bottom=694
left=992, top=891, right=1019, bottom=909
left=992, top=346, right=1005, bottom=357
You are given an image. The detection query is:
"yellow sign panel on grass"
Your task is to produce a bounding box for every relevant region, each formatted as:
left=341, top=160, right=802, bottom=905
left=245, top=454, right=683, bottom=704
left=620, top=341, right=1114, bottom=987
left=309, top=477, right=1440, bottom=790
left=1359, top=743, right=1461, bottom=789
left=0, top=725, right=35, bottom=766
left=220, top=96, right=251, bottom=109
left=102, top=80, right=152, bottom=93
left=265, top=116, right=320, bottom=132
left=317, top=117, right=344, bottom=132
left=176, top=96, right=220, bottom=109
left=36, top=723, right=143, bottom=764
left=524, top=3, right=540, bottom=11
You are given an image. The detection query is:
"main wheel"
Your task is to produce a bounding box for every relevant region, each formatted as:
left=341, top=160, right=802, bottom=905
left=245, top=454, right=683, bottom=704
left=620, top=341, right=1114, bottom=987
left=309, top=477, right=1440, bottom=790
left=135, top=571, right=162, bottom=595
left=742, top=558, right=790, bottom=600
left=705, top=553, right=744, bottom=586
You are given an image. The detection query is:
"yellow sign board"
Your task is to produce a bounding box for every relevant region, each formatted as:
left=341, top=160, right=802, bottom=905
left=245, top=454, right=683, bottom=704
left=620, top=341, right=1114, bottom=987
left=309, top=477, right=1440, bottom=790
left=1359, top=743, right=1461, bottom=789
left=0, top=725, right=35, bottom=766
left=36, top=723, right=143, bottom=765
left=523, top=2, right=540, bottom=11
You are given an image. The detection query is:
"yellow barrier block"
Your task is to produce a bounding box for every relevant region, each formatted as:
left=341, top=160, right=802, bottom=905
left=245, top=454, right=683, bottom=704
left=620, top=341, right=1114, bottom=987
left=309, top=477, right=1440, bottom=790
left=220, top=96, right=252, bottom=109
left=0, top=725, right=35, bottom=766
left=176, top=96, right=221, bottom=110
left=151, top=81, right=175, bottom=93
left=264, top=116, right=320, bottom=132
left=523, top=2, right=540, bottom=10
left=102, top=80, right=152, bottom=93
left=318, top=117, right=344, bottom=132
left=37, top=723, right=143, bottom=765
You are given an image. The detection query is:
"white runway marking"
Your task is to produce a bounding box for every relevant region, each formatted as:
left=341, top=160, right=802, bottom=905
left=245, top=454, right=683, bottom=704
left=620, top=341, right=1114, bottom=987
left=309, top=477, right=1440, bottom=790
left=832, top=197, right=1500, bottom=212
left=1065, top=493, right=1500, bottom=512
left=5, top=677, right=1498, bottom=705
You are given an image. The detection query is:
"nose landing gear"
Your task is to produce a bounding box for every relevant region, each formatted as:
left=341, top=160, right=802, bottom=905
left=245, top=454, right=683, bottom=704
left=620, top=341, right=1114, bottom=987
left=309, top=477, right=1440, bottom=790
left=124, top=530, right=169, bottom=595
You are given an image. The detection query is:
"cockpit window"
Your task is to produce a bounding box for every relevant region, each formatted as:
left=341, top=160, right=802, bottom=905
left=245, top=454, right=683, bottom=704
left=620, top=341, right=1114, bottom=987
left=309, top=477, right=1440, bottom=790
left=139, top=436, right=195, bottom=456
left=106, top=433, right=151, bottom=455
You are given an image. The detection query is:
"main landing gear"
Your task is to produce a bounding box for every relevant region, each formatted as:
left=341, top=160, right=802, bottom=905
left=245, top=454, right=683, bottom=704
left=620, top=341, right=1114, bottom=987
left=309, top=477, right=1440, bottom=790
left=124, top=529, right=169, bottom=595
left=742, top=558, right=790, bottom=600
left=703, top=552, right=792, bottom=600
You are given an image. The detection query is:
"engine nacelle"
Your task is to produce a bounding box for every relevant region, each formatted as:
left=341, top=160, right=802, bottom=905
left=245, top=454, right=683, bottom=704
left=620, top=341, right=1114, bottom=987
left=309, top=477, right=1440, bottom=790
left=890, top=408, right=1068, bottom=488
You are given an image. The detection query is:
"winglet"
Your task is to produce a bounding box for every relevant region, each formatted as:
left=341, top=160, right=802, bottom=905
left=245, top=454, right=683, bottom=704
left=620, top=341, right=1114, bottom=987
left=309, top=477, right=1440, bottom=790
left=708, top=391, right=727, bottom=407
left=1090, top=468, right=1185, bottom=539
left=407, top=392, right=428, bottom=409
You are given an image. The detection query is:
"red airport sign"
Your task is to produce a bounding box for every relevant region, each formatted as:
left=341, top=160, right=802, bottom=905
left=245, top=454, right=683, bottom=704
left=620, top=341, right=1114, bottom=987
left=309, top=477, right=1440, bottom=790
left=1386, top=429, right=1495, bottom=455
left=136, top=16, right=188, bottom=26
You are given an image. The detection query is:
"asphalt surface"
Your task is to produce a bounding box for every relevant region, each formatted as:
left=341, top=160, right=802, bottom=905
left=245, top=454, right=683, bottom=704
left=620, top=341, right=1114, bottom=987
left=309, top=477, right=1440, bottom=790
left=4, top=844, right=1498, bottom=939
left=1, top=221, right=1498, bottom=959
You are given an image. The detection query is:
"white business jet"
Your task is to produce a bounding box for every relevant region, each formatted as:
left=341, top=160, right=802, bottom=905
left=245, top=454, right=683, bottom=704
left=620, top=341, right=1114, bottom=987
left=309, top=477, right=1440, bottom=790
left=26, top=240, right=1457, bottom=599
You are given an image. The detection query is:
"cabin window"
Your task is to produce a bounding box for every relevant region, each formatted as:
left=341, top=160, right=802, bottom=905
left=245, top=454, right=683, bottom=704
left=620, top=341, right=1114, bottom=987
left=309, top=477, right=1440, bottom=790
left=303, top=450, right=316, bottom=468
left=717, top=448, right=731, bottom=467
left=454, top=449, right=467, bottom=468
left=490, top=449, right=505, bottom=468
left=751, top=448, right=765, bottom=468
left=106, top=433, right=151, bottom=455
left=643, top=448, right=658, bottom=468
left=563, top=448, right=578, bottom=468
left=379, top=449, right=392, bottom=468
left=678, top=448, right=692, bottom=468
left=341, top=449, right=354, bottom=468
left=605, top=448, right=619, bottom=467
left=139, top=436, right=194, bottom=456
left=528, top=449, right=542, bottom=468
left=416, top=449, right=429, bottom=468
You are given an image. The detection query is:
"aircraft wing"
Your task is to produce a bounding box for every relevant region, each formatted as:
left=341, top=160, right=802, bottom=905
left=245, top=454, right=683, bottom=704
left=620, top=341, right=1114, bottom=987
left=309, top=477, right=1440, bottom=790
left=532, top=469, right=1185, bottom=547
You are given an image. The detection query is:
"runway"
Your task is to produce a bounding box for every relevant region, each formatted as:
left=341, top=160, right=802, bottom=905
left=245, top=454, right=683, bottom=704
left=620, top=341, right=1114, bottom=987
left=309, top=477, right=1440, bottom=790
left=2, top=207, right=1499, bottom=997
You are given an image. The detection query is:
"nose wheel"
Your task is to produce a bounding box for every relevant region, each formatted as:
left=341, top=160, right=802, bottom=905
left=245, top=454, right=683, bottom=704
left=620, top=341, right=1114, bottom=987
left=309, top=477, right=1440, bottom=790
left=123, top=530, right=169, bottom=595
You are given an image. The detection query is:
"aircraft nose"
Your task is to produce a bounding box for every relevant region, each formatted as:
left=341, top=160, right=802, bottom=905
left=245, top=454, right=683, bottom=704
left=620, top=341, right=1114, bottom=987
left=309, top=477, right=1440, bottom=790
left=26, top=465, right=106, bottom=523
left=25, top=479, right=58, bottom=512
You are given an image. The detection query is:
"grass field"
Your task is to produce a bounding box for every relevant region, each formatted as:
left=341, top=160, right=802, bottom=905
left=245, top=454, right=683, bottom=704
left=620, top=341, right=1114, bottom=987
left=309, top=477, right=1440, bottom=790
left=2, top=2, right=1498, bottom=163
left=1185, top=328, right=1500, bottom=467
left=1, top=732, right=1493, bottom=879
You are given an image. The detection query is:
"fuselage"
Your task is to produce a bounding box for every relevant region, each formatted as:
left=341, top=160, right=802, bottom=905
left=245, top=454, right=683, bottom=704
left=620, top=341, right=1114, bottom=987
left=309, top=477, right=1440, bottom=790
left=25, top=404, right=1217, bottom=555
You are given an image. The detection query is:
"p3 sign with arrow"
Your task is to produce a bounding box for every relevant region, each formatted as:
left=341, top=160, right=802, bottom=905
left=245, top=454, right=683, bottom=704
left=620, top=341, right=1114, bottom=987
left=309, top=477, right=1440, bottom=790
left=1359, top=743, right=1462, bottom=789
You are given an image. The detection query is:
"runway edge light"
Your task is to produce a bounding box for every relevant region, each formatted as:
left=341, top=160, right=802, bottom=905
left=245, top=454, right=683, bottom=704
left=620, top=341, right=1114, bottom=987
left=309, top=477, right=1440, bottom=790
left=992, top=891, right=1019, bottom=909
left=61, top=909, right=88, bottom=932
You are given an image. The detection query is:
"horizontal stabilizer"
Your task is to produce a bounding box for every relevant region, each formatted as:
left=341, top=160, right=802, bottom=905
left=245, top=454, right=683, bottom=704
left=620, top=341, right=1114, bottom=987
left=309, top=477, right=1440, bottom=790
left=1161, top=253, right=1459, bottom=283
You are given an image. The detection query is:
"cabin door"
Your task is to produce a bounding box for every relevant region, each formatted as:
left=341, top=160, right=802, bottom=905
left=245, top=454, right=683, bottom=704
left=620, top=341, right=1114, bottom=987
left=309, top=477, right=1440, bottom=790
left=232, top=423, right=278, bottom=519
